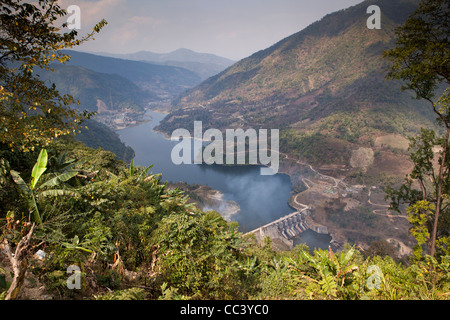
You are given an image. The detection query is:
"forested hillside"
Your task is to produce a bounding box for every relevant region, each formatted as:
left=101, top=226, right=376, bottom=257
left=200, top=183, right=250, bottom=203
left=38, top=64, right=150, bottom=113
left=0, top=0, right=448, bottom=302
left=35, top=50, right=208, bottom=161
left=1, top=142, right=449, bottom=300
left=62, top=50, right=202, bottom=98
left=36, top=64, right=140, bottom=162
left=157, top=0, right=437, bottom=170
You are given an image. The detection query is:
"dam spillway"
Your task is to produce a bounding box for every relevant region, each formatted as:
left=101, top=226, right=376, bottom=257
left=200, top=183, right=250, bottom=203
left=245, top=208, right=329, bottom=249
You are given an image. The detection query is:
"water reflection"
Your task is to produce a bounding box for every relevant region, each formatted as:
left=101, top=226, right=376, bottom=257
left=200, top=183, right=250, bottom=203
left=117, top=110, right=330, bottom=249
left=293, top=230, right=333, bottom=253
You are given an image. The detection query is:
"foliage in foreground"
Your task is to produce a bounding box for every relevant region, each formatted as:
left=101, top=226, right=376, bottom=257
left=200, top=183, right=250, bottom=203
left=0, top=141, right=449, bottom=300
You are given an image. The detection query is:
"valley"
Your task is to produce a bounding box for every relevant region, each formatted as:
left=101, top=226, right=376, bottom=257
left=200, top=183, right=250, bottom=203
left=3, top=0, right=450, bottom=302
left=36, top=0, right=429, bottom=255
left=139, top=0, right=438, bottom=255
left=114, top=107, right=414, bottom=255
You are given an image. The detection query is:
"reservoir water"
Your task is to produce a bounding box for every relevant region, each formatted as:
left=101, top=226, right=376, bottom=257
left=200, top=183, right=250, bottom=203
left=117, top=110, right=331, bottom=250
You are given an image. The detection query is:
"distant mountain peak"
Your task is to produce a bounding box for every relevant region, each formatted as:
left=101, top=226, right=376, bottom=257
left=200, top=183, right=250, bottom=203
left=61, top=50, right=202, bottom=98
left=171, top=48, right=196, bottom=54
left=89, top=48, right=235, bottom=81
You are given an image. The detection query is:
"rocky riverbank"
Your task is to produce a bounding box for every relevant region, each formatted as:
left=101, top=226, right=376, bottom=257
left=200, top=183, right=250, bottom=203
left=167, top=183, right=240, bottom=221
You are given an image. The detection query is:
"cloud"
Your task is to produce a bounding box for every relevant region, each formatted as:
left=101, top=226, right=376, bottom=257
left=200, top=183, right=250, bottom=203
left=112, top=15, right=165, bottom=45
left=57, top=0, right=364, bottom=59
left=60, top=0, right=126, bottom=27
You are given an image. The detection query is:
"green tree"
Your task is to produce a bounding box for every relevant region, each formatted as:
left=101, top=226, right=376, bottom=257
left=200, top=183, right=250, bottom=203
left=10, top=148, right=79, bottom=225
left=0, top=0, right=107, bottom=152
left=0, top=0, right=106, bottom=299
left=3, top=148, right=80, bottom=299
left=383, top=0, right=450, bottom=258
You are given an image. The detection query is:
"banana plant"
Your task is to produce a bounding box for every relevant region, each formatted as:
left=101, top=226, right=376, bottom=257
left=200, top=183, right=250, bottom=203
left=287, top=246, right=359, bottom=298
left=10, top=149, right=79, bottom=225
left=31, top=148, right=48, bottom=190
left=126, top=158, right=155, bottom=181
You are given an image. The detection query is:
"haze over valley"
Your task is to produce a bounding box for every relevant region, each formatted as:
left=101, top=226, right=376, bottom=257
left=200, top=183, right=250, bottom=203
left=48, top=0, right=436, bottom=255
left=2, top=0, right=450, bottom=302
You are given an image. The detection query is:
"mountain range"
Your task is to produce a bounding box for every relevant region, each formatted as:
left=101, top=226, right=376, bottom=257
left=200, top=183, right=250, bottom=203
left=39, top=0, right=439, bottom=250
left=44, top=0, right=439, bottom=183
left=38, top=63, right=150, bottom=113
left=60, top=50, right=203, bottom=99
left=37, top=48, right=236, bottom=161
left=92, top=48, right=235, bottom=80
left=156, top=0, right=437, bottom=179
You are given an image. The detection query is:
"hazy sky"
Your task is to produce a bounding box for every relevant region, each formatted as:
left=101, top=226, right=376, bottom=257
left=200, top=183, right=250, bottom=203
left=60, top=0, right=364, bottom=60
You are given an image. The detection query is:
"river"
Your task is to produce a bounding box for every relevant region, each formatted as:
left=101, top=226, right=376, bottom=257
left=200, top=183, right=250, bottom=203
left=117, top=110, right=331, bottom=251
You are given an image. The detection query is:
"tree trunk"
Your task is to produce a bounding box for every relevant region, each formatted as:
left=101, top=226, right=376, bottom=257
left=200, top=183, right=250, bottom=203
left=5, top=259, right=28, bottom=300
left=4, top=223, right=36, bottom=300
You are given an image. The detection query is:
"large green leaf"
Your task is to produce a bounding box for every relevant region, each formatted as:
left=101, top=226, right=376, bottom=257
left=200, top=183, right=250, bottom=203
left=129, top=159, right=135, bottom=177
left=138, top=164, right=154, bottom=180
left=10, top=170, right=32, bottom=196
left=31, top=149, right=48, bottom=190
left=342, top=247, right=355, bottom=266
left=39, top=171, right=78, bottom=189
left=10, top=170, right=42, bottom=224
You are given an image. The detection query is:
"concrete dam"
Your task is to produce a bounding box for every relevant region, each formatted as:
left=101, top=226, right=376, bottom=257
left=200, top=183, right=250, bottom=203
left=245, top=208, right=329, bottom=249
